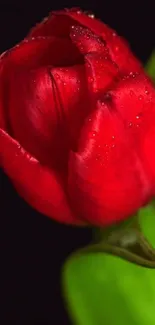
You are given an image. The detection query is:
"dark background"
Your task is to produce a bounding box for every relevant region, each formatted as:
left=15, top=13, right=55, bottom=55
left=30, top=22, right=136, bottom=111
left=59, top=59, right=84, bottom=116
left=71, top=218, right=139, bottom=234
left=0, top=0, right=154, bottom=324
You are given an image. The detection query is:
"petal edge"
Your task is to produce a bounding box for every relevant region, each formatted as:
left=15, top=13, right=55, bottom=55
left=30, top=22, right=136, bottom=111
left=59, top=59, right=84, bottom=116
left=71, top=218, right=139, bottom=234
left=0, top=129, right=82, bottom=225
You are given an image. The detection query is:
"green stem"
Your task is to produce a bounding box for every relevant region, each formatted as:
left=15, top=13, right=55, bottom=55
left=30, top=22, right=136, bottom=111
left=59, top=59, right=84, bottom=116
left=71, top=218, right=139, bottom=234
left=77, top=214, right=155, bottom=268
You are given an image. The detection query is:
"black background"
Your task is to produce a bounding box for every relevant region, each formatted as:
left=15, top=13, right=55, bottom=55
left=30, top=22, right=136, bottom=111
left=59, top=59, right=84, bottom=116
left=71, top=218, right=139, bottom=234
left=0, top=0, right=154, bottom=324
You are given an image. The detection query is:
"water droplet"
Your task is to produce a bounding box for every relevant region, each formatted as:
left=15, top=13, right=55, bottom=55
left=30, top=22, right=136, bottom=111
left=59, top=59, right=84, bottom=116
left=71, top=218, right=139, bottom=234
left=129, top=122, right=133, bottom=128
left=95, top=154, right=102, bottom=161
left=54, top=73, right=60, bottom=79
left=111, top=144, right=116, bottom=148
left=145, top=89, right=149, bottom=95
left=115, top=46, right=119, bottom=52
left=79, top=45, right=84, bottom=51
left=89, top=131, right=97, bottom=138
left=112, top=135, right=115, bottom=139
left=63, top=82, right=66, bottom=86
left=130, top=90, right=134, bottom=96
left=84, top=10, right=95, bottom=18
left=43, top=16, right=48, bottom=23
left=112, top=32, right=117, bottom=37
left=86, top=63, right=91, bottom=68
left=86, top=34, right=90, bottom=40
left=89, top=13, right=95, bottom=18
left=136, top=115, right=140, bottom=119
left=138, top=95, right=143, bottom=100
left=17, top=144, right=21, bottom=150
left=101, top=101, right=105, bottom=106
left=129, top=72, right=136, bottom=78
left=88, top=118, right=92, bottom=122
left=88, top=76, right=93, bottom=83
left=104, top=93, right=112, bottom=101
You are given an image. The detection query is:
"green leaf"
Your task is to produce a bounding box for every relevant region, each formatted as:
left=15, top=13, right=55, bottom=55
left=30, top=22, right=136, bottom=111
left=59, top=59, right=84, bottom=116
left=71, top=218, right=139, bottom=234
left=62, top=206, right=155, bottom=325
left=145, top=50, right=155, bottom=80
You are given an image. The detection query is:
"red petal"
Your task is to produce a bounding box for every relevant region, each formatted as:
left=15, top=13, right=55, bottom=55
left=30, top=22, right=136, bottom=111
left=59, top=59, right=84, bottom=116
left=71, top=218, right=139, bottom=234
left=28, top=8, right=109, bottom=39
left=85, top=53, right=118, bottom=94
left=28, top=11, right=77, bottom=38
left=102, top=34, right=142, bottom=74
left=64, top=9, right=142, bottom=73
left=70, top=25, right=107, bottom=55
left=68, top=101, right=150, bottom=226
left=2, top=37, right=81, bottom=69
left=70, top=26, right=118, bottom=94
left=110, top=73, right=155, bottom=187
left=110, top=73, right=155, bottom=140
left=0, top=129, right=82, bottom=225
left=51, top=65, right=90, bottom=150
left=7, top=63, right=89, bottom=168
left=8, top=67, right=63, bottom=167
left=0, top=58, right=7, bottom=130
left=28, top=9, right=141, bottom=73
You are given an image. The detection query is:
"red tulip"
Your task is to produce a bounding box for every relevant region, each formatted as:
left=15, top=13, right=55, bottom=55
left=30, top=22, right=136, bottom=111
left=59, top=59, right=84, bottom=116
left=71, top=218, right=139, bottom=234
left=0, top=8, right=155, bottom=226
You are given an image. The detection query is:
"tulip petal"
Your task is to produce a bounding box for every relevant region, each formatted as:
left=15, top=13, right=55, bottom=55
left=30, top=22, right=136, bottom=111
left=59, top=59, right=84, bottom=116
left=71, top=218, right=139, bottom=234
left=85, top=53, right=118, bottom=94
left=110, top=73, right=155, bottom=146
left=1, top=37, right=81, bottom=69
left=70, top=26, right=118, bottom=93
left=8, top=67, right=68, bottom=168
left=0, top=129, right=82, bottom=224
left=28, top=8, right=141, bottom=73
left=0, top=36, right=82, bottom=139
left=107, top=73, right=155, bottom=188
left=70, top=25, right=107, bottom=55
left=28, top=10, right=79, bottom=38
left=111, top=73, right=155, bottom=122
left=63, top=9, right=142, bottom=73
left=51, top=65, right=90, bottom=150
left=68, top=101, right=150, bottom=226
left=0, top=59, right=8, bottom=130
left=7, top=63, right=89, bottom=167
left=28, top=8, right=111, bottom=39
